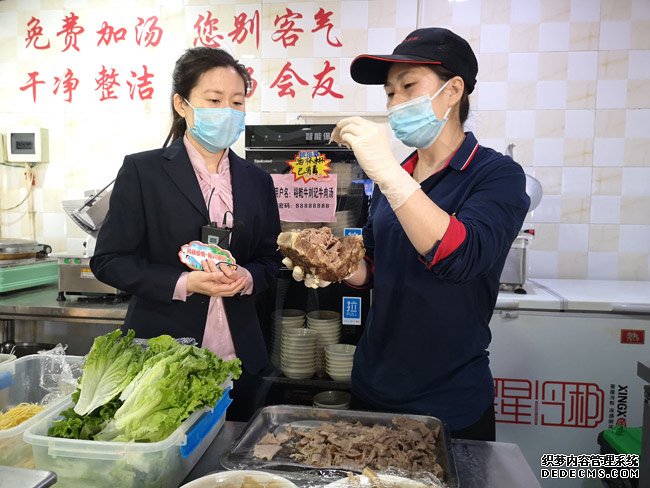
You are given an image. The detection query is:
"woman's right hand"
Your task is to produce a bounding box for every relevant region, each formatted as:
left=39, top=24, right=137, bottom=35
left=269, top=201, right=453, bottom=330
left=282, top=257, right=331, bottom=289
left=186, top=264, right=246, bottom=297
left=343, top=258, right=369, bottom=287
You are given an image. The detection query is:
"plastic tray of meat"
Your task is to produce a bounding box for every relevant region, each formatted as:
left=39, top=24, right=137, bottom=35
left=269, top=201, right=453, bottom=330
left=220, top=405, right=458, bottom=487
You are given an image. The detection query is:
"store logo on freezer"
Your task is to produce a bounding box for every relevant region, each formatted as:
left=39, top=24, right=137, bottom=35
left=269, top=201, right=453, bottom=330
left=620, top=329, right=644, bottom=344
left=493, top=377, right=605, bottom=428
left=609, top=384, right=628, bottom=428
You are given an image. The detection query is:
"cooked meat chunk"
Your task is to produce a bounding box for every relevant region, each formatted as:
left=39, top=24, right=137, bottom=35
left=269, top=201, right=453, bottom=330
left=277, top=227, right=365, bottom=282
left=252, top=418, right=444, bottom=479
left=252, top=443, right=283, bottom=461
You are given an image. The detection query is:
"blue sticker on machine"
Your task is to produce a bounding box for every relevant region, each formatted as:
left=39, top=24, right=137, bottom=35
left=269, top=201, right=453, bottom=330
left=343, top=227, right=362, bottom=236
left=342, top=296, right=362, bottom=325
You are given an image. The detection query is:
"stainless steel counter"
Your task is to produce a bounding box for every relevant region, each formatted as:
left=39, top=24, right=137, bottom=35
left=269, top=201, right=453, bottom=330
left=0, top=466, right=56, bottom=488
left=0, top=284, right=128, bottom=325
left=184, top=421, right=542, bottom=487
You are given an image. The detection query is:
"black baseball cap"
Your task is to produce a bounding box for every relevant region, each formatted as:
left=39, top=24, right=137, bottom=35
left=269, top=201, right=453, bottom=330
left=350, top=27, right=478, bottom=94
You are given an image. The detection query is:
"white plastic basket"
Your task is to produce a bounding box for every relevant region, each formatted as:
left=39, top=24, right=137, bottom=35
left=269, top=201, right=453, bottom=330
left=0, top=354, right=83, bottom=467
left=25, top=381, right=232, bottom=488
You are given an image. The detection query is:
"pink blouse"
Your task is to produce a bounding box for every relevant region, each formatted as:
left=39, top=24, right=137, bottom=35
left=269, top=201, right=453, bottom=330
left=172, top=135, right=254, bottom=360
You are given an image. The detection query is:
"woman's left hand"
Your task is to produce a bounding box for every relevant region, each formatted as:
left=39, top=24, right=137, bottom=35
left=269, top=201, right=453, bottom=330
left=201, top=260, right=249, bottom=296
left=332, top=117, right=420, bottom=210
left=331, top=116, right=397, bottom=184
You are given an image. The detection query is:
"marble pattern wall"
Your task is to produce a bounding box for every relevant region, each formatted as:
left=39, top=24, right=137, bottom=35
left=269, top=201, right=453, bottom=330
left=0, top=0, right=648, bottom=280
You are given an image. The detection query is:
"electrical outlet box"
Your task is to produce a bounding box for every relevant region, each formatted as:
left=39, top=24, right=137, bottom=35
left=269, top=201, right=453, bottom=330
left=6, top=127, right=49, bottom=163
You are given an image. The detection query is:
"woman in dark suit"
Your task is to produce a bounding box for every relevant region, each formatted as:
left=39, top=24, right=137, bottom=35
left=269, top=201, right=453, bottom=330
left=90, top=47, right=281, bottom=421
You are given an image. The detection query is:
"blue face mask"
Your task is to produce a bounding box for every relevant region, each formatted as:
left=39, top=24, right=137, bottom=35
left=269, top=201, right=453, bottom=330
left=184, top=99, right=245, bottom=153
left=388, top=80, right=451, bottom=149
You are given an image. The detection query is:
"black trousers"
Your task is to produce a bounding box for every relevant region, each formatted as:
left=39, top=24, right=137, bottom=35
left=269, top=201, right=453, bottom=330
left=350, top=394, right=496, bottom=442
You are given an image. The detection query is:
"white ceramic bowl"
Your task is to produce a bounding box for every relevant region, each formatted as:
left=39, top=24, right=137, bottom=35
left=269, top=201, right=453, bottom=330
left=326, top=364, right=353, bottom=373
left=326, top=358, right=353, bottom=364
left=306, top=310, right=341, bottom=324
left=282, top=367, right=316, bottom=379
left=312, top=390, right=351, bottom=409
left=327, top=372, right=351, bottom=382
left=324, top=473, right=433, bottom=487
left=325, top=344, right=356, bottom=355
left=180, top=470, right=298, bottom=488
left=272, top=309, right=305, bottom=320
left=282, top=328, right=316, bottom=339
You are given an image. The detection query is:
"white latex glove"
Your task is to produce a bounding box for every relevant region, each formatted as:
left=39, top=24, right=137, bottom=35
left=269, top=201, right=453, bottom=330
left=282, top=257, right=331, bottom=289
left=331, top=116, right=420, bottom=209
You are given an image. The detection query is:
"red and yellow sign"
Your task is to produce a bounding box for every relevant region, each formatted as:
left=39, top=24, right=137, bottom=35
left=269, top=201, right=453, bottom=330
left=287, top=150, right=331, bottom=182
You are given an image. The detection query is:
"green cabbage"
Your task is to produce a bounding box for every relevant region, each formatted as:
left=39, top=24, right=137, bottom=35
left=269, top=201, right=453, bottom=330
left=48, top=330, right=241, bottom=443
left=73, top=329, right=143, bottom=416
left=96, top=345, right=241, bottom=442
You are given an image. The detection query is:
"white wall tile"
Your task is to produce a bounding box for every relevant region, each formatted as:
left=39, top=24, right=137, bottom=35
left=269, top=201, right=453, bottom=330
left=506, top=110, right=536, bottom=138
left=587, top=251, right=619, bottom=279
left=0, top=0, right=647, bottom=281
left=621, top=168, right=650, bottom=195
left=42, top=212, right=66, bottom=241
left=562, top=167, right=592, bottom=195
left=536, top=81, right=567, bottom=109
left=632, top=0, right=650, bottom=19
left=570, top=0, right=601, bottom=22
left=599, top=21, right=632, bottom=50
left=567, top=51, right=598, bottom=80
left=340, top=1, right=369, bottom=28
left=565, top=110, right=595, bottom=138
left=539, top=22, right=570, bottom=51
left=367, top=28, right=399, bottom=54
left=596, top=80, right=628, bottom=109
left=593, top=138, right=625, bottom=166
left=508, top=53, right=539, bottom=81
left=451, top=0, right=482, bottom=25
left=511, top=0, right=541, bottom=23
left=476, top=82, right=508, bottom=110
left=625, top=109, right=650, bottom=137
left=533, top=138, right=565, bottom=166
left=559, top=223, right=589, bottom=251
left=628, top=50, right=650, bottom=79
left=531, top=194, right=562, bottom=222
left=590, top=195, right=621, bottom=223
left=395, top=0, right=418, bottom=27
left=0, top=12, right=17, bottom=38
left=527, top=250, right=559, bottom=278
left=619, top=225, right=650, bottom=253
left=480, top=25, right=510, bottom=53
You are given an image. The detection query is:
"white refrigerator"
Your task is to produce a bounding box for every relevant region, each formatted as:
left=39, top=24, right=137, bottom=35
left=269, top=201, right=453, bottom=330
left=489, top=279, right=650, bottom=488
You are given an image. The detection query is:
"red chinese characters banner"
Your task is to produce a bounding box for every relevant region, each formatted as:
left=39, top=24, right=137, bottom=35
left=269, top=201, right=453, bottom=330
left=18, top=3, right=345, bottom=106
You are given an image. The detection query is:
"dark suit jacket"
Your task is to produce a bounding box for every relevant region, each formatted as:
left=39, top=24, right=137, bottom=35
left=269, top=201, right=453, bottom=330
left=90, top=138, right=281, bottom=374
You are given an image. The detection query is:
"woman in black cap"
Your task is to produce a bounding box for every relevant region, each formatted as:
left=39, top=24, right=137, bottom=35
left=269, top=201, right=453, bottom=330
left=328, top=28, right=530, bottom=440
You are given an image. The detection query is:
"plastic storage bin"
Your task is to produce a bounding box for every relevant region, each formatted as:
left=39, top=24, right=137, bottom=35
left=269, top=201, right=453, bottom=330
left=0, top=353, right=84, bottom=467
left=597, top=426, right=641, bottom=488
left=0, top=353, right=16, bottom=365
left=25, top=382, right=232, bottom=488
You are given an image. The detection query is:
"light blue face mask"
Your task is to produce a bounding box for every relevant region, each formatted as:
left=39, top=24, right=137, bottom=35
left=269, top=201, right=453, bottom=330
left=388, top=80, right=452, bottom=149
left=184, top=99, right=245, bottom=153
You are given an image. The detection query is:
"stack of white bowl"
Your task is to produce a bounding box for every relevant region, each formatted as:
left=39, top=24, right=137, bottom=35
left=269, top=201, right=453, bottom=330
left=281, top=328, right=317, bottom=379
left=306, top=311, right=342, bottom=377
left=269, top=309, right=305, bottom=368
left=325, top=344, right=356, bottom=382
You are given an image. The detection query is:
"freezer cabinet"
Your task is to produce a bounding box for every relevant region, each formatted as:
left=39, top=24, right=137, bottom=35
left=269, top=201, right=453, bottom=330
left=488, top=309, right=649, bottom=488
